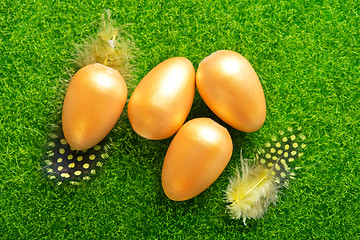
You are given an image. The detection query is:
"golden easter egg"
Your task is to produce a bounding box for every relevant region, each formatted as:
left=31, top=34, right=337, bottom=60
left=128, top=57, right=195, bottom=139
left=162, top=118, right=233, bottom=201
left=62, top=63, right=127, bottom=150
left=196, top=50, right=266, bottom=132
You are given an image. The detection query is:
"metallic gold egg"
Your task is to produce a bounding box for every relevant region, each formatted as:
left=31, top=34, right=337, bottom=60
left=128, top=57, right=195, bottom=139
left=196, top=50, right=266, bottom=132
left=162, top=118, right=233, bottom=201
left=62, top=63, right=127, bottom=150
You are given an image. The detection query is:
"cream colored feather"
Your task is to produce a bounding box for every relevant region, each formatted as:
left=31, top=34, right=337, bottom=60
left=225, top=127, right=306, bottom=225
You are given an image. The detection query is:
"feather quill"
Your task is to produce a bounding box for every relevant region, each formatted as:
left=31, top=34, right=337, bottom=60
left=224, top=127, right=306, bottom=224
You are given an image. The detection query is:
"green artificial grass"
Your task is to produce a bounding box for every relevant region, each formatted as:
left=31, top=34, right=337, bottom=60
left=1, top=0, right=359, bottom=239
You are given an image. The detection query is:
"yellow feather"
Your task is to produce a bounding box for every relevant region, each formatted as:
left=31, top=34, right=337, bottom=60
left=224, top=128, right=306, bottom=224
left=73, top=10, right=136, bottom=88
left=225, top=155, right=278, bottom=225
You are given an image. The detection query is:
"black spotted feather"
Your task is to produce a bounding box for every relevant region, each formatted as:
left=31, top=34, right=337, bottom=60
left=43, top=123, right=109, bottom=185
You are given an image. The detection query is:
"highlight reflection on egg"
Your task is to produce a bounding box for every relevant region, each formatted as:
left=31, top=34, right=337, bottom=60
left=196, top=50, right=266, bottom=132
left=128, top=57, right=195, bottom=140
left=162, top=118, right=233, bottom=201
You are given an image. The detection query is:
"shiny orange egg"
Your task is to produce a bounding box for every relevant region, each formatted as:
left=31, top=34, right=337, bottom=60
left=196, top=50, right=266, bottom=132
left=128, top=57, right=195, bottom=140
left=62, top=63, right=127, bottom=150
left=162, top=118, right=233, bottom=201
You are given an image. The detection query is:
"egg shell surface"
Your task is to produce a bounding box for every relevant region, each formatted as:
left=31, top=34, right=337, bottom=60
left=196, top=50, right=266, bottom=132
left=62, top=63, right=127, bottom=150
left=162, top=118, right=233, bottom=201
left=128, top=57, right=195, bottom=140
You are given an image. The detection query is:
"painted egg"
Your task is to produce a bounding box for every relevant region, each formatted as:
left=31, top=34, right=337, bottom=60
left=62, top=63, right=127, bottom=150
left=128, top=57, right=195, bottom=140
left=196, top=50, right=266, bottom=132
left=162, top=118, right=233, bottom=201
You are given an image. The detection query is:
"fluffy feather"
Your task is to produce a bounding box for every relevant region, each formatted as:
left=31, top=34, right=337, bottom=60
left=224, top=127, right=306, bottom=225
left=225, top=157, right=278, bottom=224
left=73, top=10, right=136, bottom=87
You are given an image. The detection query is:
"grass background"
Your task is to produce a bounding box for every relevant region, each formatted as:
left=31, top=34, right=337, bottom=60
left=1, top=0, right=359, bottom=239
